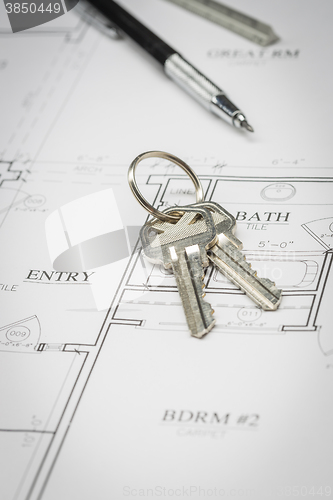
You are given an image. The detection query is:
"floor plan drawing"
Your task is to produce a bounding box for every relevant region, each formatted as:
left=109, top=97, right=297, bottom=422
left=2, top=165, right=332, bottom=500
left=1, top=0, right=333, bottom=498
left=112, top=173, right=333, bottom=342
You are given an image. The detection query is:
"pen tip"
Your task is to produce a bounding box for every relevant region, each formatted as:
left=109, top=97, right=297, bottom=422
left=241, top=121, right=254, bottom=132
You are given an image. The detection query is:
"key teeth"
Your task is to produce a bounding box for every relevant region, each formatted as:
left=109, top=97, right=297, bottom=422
left=172, top=244, right=216, bottom=339
left=192, top=283, right=216, bottom=338
left=261, top=290, right=282, bottom=310
left=208, top=242, right=283, bottom=311
left=249, top=273, right=281, bottom=298
left=261, top=277, right=280, bottom=291
left=191, top=318, right=216, bottom=339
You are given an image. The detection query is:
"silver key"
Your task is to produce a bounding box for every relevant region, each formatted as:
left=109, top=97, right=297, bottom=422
left=194, top=201, right=282, bottom=311
left=140, top=206, right=217, bottom=338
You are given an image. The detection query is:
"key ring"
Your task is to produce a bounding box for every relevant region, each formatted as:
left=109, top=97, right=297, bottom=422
left=128, top=151, right=205, bottom=223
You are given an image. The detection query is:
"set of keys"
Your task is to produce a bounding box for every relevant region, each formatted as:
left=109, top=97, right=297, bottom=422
left=128, top=151, right=282, bottom=339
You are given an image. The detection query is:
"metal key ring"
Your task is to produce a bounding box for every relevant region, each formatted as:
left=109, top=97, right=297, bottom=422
left=128, top=151, right=204, bottom=222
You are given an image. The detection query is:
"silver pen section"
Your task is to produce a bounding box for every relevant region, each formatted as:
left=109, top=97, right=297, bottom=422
left=164, top=53, right=253, bottom=131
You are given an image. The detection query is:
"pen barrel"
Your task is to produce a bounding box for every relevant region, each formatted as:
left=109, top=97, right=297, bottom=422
left=90, top=0, right=175, bottom=64
left=164, top=53, right=241, bottom=126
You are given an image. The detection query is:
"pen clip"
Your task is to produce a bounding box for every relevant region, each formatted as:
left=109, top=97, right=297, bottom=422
left=76, top=0, right=123, bottom=40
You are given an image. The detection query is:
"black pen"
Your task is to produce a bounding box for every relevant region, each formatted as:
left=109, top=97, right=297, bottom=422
left=86, top=0, right=254, bottom=132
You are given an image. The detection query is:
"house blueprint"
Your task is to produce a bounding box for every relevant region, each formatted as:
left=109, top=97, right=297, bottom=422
left=0, top=1, right=332, bottom=499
